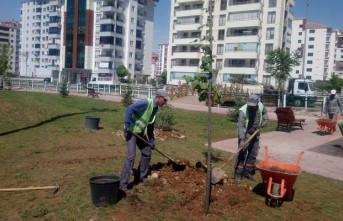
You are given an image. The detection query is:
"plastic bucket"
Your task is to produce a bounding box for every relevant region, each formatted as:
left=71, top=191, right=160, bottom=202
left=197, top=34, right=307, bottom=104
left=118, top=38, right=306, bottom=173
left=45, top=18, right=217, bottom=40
left=85, top=116, right=100, bottom=130
left=89, top=175, right=120, bottom=207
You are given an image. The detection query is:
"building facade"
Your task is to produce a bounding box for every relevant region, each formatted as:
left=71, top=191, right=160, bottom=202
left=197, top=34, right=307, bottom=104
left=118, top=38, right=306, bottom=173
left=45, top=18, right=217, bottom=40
left=167, top=0, right=294, bottom=86
left=60, top=0, right=94, bottom=84
left=92, top=0, right=158, bottom=84
left=20, top=0, right=63, bottom=79
left=0, top=20, right=20, bottom=76
left=156, top=43, right=168, bottom=75
left=290, top=18, right=335, bottom=81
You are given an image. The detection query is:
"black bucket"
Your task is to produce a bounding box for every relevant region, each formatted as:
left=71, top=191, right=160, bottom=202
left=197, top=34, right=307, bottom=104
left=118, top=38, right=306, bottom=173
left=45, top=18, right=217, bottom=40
left=85, top=116, right=100, bottom=130
left=89, top=175, right=120, bottom=207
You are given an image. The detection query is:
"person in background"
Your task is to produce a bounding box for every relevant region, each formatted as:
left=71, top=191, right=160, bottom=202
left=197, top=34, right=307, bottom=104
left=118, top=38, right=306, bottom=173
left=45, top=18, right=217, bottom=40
left=119, top=89, right=170, bottom=195
left=235, top=94, right=269, bottom=182
left=324, top=89, right=343, bottom=120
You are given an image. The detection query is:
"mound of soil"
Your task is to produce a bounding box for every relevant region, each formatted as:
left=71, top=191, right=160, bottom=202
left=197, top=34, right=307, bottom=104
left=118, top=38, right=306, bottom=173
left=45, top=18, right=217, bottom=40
left=135, top=162, right=257, bottom=219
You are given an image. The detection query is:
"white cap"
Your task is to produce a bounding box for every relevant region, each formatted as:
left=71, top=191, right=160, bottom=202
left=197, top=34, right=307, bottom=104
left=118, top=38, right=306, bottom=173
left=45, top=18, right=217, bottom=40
left=331, top=89, right=336, bottom=95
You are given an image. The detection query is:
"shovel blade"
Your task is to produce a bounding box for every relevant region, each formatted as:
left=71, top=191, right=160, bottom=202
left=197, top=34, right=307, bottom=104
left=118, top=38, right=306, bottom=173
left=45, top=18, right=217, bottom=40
left=211, top=167, right=226, bottom=184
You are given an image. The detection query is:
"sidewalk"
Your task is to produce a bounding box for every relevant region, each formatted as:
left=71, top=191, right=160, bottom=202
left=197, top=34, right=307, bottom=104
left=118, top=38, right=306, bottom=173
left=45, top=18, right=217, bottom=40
left=169, top=95, right=343, bottom=181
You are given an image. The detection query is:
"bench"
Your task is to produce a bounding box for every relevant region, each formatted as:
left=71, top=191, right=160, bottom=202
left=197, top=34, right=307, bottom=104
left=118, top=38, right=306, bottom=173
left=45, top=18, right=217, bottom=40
left=87, top=88, right=100, bottom=98
left=275, top=107, right=305, bottom=131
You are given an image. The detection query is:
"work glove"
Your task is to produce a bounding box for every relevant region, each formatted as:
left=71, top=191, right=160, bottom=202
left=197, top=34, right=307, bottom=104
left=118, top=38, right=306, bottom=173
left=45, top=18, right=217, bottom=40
left=247, top=127, right=256, bottom=135
left=261, top=120, right=268, bottom=128
left=123, top=128, right=130, bottom=140
left=149, top=140, right=155, bottom=150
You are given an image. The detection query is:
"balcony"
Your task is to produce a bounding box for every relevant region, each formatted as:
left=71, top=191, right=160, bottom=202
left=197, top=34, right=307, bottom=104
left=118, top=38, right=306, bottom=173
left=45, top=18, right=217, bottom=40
left=172, top=52, right=200, bottom=59
left=175, top=9, right=202, bottom=17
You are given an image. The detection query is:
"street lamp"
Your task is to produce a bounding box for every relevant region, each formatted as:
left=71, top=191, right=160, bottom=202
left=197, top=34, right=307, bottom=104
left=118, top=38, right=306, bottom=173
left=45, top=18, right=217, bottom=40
left=20, top=51, right=29, bottom=79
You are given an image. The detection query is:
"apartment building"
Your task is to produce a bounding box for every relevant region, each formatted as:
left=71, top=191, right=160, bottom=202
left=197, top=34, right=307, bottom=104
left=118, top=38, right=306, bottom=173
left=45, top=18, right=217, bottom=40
left=331, top=30, right=343, bottom=77
left=20, top=0, right=63, bottom=79
left=156, top=43, right=168, bottom=75
left=167, top=0, right=294, bottom=86
left=59, top=0, right=94, bottom=84
left=290, top=18, right=335, bottom=81
left=92, top=0, right=158, bottom=84
left=0, top=20, right=20, bottom=76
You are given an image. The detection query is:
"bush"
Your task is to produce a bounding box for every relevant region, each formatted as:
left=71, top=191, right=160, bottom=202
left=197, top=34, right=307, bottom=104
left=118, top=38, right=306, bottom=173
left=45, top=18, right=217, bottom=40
left=227, top=96, right=246, bottom=122
left=155, top=104, right=176, bottom=131
left=121, top=84, right=133, bottom=107
left=59, top=82, right=69, bottom=97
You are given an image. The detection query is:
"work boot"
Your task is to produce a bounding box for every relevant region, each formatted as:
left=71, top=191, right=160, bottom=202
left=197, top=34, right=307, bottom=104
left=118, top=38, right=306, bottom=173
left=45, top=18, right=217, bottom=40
left=234, top=174, right=242, bottom=183
left=244, top=173, right=255, bottom=181
left=119, top=186, right=128, bottom=198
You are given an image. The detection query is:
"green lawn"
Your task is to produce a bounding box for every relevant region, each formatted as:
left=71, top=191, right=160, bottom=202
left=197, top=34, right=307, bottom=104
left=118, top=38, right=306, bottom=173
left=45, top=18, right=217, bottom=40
left=0, top=91, right=342, bottom=221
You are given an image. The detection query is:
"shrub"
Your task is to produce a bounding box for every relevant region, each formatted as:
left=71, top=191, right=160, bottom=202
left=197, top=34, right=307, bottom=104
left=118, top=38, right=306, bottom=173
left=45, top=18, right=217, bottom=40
left=227, top=96, right=246, bottom=122
left=59, top=82, right=69, bottom=97
left=155, top=104, right=176, bottom=131
left=121, top=84, right=133, bottom=107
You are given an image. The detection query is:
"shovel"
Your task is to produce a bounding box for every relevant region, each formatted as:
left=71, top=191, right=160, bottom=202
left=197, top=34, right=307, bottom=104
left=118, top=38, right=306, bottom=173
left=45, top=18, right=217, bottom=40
left=211, top=129, right=260, bottom=184
left=131, top=132, right=187, bottom=167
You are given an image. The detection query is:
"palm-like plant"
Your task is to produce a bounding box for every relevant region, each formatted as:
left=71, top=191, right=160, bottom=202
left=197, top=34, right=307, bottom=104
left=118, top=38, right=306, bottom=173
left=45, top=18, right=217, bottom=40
left=265, top=48, right=301, bottom=95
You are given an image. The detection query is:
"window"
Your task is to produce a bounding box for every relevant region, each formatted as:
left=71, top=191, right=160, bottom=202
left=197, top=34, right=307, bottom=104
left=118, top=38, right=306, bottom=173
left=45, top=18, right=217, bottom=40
left=216, top=59, right=223, bottom=69
left=298, top=32, right=302, bottom=36
left=220, top=0, right=227, bottom=10
left=298, top=40, right=301, bottom=43
left=266, top=28, right=274, bottom=40
left=308, top=45, right=314, bottom=49
left=130, top=41, right=133, bottom=47
left=130, top=29, right=134, bottom=35
left=265, top=44, right=273, bottom=54
left=131, top=6, right=135, bottom=11
left=269, top=0, right=277, bottom=7
left=267, top=12, right=276, bottom=24
left=309, top=29, right=315, bottom=33
left=136, top=40, right=142, bottom=49
left=229, top=11, right=259, bottom=22
left=129, top=52, right=133, bottom=58
left=308, top=53, right=313, bottom=56
left=307, top=60, right=313, bottom=64
left=309, top=37, right=315, bottom=41
left=219, top=15, right=226, bottom=26
left=217, top=44, right=224, bottom=55
left=306, top=68, right=312, bottom=72
left=218, top=29, right=225, bottom=40
left=131, top=17, right=135, bottom=24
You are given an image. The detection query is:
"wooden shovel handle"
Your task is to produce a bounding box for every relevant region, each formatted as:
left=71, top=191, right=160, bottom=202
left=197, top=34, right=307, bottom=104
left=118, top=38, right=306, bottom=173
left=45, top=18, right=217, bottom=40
left=219, top=129, right=260, bottom=169
left=0, top=185, right=59, bottom=192
left=131, top=133, right=177, bottom=163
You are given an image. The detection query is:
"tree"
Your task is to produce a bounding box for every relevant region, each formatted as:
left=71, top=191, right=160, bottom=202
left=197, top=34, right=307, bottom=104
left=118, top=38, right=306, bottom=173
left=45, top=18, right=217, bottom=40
left=265, top=48, right=301, bottom=95
left=116, top=65, right=129, bottom=81
left=316, top=74, right=343, bottom=93
left=160, top=70, right=167, bottom=85
left=0, top=44, right=11, bottom=90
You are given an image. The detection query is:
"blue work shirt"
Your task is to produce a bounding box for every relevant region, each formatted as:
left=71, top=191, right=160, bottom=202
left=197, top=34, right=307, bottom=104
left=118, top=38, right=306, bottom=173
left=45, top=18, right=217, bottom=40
left=124, top=99, right=158, bottom=144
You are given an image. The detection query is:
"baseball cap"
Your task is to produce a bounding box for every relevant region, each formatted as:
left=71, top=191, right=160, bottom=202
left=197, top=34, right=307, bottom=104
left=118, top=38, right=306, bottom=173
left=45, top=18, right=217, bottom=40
left=156, top=89, right=170, bottom=100
left=331, top=89, right=336, bottom=95
left=247, top=94, right=259, bottom=106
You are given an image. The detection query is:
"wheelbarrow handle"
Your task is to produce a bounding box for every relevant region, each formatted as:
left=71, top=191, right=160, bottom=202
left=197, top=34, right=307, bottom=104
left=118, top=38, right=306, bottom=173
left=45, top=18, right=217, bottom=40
left=296, top=151, right=304, bottom=166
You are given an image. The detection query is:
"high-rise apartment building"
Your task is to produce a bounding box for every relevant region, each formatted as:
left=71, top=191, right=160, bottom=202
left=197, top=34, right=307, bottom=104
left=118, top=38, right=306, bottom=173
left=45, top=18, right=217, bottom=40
left=0, top=20, right=20, bottom=76
left=291, top=18, right=334, bottom=81
left=157, top=43, right=168, bottom=75
left=92, top=0, right=158, bottom=84
left=60, top=0, right=94, bottom=84
left=333, top=30, right=343, bottom=77
left=167, top=0, right=294, bottom=85
left=20, top=0, right=63, bottom=79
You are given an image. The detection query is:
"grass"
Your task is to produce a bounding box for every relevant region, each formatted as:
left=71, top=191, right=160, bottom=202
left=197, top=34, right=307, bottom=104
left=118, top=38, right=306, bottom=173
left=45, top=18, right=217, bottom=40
left=0, top=91, right=342, bottom=220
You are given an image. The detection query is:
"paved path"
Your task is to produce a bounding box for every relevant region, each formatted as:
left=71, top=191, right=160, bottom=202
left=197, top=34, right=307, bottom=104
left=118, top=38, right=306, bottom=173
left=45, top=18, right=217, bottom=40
left=169, top=95, right=343, bottom=181
left=18, top=90, right=343, bottom=181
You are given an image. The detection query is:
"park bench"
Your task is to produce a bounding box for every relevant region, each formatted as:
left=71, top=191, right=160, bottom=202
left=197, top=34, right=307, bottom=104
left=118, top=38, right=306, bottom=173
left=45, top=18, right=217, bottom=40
left=275, top=107, right=305, bottom=131
left=87, top=88, right=100, bottom=98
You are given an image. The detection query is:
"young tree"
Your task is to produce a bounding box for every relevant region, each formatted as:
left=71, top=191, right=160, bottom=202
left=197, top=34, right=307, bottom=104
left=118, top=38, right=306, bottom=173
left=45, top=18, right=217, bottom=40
left=116, top=64, right=129, bottom=82
left=160, top=70, right=167, bottom=85
left=0, top=44, right=11, bottom=90
left=265, top=48, right=301, bottom=95
left=317, top=74, right=343, bottom=93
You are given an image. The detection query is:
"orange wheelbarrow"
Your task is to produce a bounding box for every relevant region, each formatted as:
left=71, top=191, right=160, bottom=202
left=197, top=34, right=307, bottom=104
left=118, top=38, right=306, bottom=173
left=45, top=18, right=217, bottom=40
left=315, top=118, right=337, bottom=135
left=256, top=146, right=304, bottom=207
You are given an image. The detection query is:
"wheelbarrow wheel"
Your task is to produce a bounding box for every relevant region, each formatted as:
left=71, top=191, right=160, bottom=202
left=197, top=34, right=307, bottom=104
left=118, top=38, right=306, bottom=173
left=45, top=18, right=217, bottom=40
left=272, top=183, right=280, bottom=196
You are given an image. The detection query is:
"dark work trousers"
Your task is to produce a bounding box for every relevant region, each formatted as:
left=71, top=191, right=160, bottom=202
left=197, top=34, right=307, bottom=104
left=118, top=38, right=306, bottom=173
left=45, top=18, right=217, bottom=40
left=328, top=113, right=339, bottom=131
left=235, top=136, right=260, bottom=176
left=119, top=132, right=152, bottom=190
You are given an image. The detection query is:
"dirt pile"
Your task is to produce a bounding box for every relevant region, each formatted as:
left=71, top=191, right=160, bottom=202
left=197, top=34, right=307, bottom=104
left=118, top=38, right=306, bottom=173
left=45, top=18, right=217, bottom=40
left=140, top=162, right=257, bottom=219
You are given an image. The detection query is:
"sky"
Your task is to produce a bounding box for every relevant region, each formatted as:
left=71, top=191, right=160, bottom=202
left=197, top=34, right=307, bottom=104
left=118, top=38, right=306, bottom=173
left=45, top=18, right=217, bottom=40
left=1, top=0, right=343, bottom=52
